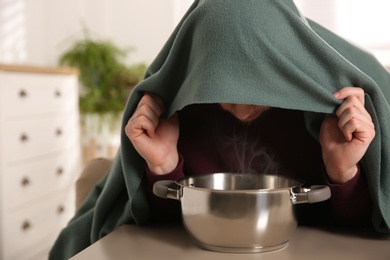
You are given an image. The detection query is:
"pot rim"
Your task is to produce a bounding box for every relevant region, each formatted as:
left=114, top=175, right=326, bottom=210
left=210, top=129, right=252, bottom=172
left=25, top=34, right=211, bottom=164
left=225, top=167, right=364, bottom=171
left=175, top=172, right=305, bottom=193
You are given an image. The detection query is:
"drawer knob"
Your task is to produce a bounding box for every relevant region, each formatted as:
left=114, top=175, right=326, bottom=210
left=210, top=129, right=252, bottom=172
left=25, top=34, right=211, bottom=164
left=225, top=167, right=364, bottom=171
left=57, top=205, right=65, bottom=214
left=20, top=133, right=29, bottom=142
left=55, top=89, right=62, bottom=97
left=21, top=220, right=32, bottom=231
left=21, top=177, right=30, bottom=187
left=56, top=128, right=62, bottom=136
left=19, top=89, right=28, bottom=98
left=56, top=167, right=64, bottom=176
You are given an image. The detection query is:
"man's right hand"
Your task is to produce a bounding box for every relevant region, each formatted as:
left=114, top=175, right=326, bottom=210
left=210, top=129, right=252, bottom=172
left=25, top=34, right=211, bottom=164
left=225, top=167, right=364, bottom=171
left=125, top=93, right=180, bottom=175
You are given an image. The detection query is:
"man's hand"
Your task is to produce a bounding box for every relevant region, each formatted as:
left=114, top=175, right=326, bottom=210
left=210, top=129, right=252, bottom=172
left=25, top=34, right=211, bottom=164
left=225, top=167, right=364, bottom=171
left=320, top=87, right=375, bottom=184
left=125, top=93, right=180, bottom=175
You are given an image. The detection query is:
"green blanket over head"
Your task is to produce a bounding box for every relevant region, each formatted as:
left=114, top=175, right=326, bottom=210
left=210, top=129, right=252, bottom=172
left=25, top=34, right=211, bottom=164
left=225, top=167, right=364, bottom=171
left=50, top=0, right=390, bottom=259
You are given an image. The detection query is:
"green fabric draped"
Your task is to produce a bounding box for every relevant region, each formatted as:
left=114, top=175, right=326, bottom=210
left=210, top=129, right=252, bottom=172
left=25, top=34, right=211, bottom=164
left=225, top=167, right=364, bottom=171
left=50, top=1, right=390, bottom=259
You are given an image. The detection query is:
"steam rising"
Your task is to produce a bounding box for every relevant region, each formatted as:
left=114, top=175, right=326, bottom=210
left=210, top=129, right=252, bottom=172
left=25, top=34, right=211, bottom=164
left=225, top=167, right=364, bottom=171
left=214, top=121, right=280, bottom=175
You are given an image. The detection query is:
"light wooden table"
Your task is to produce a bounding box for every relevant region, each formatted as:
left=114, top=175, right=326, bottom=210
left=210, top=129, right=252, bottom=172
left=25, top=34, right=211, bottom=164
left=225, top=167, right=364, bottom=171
left=70, top=224, right=390, bottom=260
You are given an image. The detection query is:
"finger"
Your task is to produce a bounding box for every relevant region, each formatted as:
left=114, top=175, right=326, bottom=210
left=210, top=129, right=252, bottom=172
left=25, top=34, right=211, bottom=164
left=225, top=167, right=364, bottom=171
left=337, top=104, right=375, bottom=142
left=337, top=106, right=374, bottom=133
left=130, top=107, right=158, bottom=130
left=128, top=113, right=158, bottom=138
left=128, top=103, right=161, bottom=139
left=149, top=93, right=165, bottom=113
left=137, top=93, right=165, bottom=117
left=340, top=118, right=375, bottom=143
left=335, top=95, right=371, bottom=120
left=334, top=87, right=365, bottom=105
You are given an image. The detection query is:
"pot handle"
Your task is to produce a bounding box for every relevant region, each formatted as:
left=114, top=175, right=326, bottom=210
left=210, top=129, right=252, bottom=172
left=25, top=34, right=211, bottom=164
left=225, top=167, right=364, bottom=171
left=153, top=180, right=182, bottom=200
left=291, top=185, right=331, bottom=204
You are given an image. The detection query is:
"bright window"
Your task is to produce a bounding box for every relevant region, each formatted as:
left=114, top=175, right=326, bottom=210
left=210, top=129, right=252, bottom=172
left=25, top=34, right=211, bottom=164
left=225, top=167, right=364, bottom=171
left=294, top=0, right=390, bottom=66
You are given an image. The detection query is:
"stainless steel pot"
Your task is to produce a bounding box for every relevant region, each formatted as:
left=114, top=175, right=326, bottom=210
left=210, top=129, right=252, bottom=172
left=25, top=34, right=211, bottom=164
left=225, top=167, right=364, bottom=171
left=153, top=173, right=331, bottom=253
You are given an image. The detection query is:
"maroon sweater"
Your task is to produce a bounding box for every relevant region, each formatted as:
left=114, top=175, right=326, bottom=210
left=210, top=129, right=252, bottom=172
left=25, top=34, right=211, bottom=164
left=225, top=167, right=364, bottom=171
left=145, top=104, right=372, bottom=227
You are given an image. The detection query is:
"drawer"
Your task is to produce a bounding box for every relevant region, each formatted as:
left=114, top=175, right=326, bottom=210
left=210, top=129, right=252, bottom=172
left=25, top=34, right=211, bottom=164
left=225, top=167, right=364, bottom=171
left=3, top=151, right=81, bottom=210
left=4, top=191, right=75, bottom=257
left=10, top=239, right=51, bottom=260
left=1, top=114, right=80, bottom=163
left=0, top=72, right=77, bottom=117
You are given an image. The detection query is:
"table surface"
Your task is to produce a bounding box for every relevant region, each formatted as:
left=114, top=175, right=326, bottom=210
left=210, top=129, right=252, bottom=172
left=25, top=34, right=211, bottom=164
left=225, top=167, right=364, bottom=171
left=71, top=223, right=390, bottom=260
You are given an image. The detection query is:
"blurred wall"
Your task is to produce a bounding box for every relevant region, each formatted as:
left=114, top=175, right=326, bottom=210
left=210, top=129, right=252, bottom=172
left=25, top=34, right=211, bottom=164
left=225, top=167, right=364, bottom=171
left=0, top=0, right=389, bottom=67
left=295, top=0, right=390, bottom=66
left=0, top=0, right=193, bottom=67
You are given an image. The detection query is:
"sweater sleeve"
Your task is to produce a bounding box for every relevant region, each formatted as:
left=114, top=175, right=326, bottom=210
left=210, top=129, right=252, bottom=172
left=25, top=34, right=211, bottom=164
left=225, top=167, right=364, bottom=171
left=144, top=155, right=185, bottom=222
left=324, top=165, right=373, bottom=227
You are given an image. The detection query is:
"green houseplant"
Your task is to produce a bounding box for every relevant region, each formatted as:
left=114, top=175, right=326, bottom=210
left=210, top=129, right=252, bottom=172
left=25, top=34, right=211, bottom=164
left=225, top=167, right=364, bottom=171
left=59, top=31, right=146, bottom=116
left=59, top=31, right=146, bottom=161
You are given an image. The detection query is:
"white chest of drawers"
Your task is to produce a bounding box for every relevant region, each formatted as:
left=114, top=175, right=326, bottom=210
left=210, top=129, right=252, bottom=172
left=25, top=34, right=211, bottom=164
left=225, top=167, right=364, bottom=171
left=0, top=64, right=81, bottom=260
